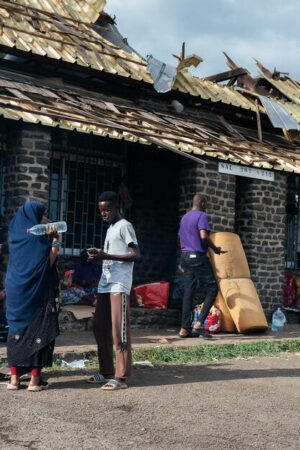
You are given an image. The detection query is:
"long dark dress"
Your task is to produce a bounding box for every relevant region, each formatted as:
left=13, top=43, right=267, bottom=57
left=5, top=202, right=59, bottom=368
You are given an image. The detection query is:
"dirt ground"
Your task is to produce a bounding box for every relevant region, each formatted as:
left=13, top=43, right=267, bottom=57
left=1, top=355, right=300, bottom=450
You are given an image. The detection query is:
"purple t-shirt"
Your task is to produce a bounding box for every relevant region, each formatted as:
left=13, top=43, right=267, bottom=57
left=179, top=210, right=211, bottom=252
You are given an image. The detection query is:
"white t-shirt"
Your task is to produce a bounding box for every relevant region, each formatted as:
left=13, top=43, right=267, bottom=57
left=98, top=219, right=138, bottom=295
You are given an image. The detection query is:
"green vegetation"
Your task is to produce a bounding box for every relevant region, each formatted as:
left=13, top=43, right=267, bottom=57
left=46, top=339, right=300, bottom=370
left=131, top=340, right=300, bottom=365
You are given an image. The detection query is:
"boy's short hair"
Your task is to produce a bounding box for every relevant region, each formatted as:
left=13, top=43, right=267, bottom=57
left=98, top=191, right=118, bottom=203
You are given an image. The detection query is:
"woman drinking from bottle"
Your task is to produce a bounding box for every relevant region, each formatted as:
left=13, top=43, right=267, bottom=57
left=5, top=201, right=60, bottom=391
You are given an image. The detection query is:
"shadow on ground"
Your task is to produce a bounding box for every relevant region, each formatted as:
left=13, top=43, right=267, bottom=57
left=45, top=362, right=300, bottom=390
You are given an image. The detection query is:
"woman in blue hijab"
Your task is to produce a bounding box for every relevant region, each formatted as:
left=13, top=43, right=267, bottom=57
left=5, top=201, right=60, bottom=391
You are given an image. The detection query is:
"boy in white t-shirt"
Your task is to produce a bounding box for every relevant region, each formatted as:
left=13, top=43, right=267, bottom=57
left=87, top=191, right=140, bottom=390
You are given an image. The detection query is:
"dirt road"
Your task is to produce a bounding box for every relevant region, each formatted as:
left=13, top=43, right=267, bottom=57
left=1, top=355, right=299, bottom=450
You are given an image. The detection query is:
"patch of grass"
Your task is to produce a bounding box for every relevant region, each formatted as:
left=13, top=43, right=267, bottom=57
left=131, top=339, right=300, bottom=365
left=48, top=339, right=300, bottom=370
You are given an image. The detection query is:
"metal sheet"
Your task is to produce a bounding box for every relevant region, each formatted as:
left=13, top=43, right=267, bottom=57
left=259, top=96, right=300, bottom=130
left=261, top=75, right=300, bottom=105
left=147, top=56, right=177, bottom=93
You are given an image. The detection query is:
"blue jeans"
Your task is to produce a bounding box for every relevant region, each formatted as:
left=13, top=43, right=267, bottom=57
left=180, top=252, right=218, bottom=329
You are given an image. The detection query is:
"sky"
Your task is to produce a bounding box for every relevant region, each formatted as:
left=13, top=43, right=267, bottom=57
left=106, top=0, right=300, bottom=81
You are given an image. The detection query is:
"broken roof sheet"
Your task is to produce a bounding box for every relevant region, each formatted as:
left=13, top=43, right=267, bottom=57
left=1, top=2, right=299, bottom=125
left=259, top=74, right=300, bottom=105
left=0, top=0, right=152, bottom=82
left=259, top=96, right=300, bottom=131
left=0, top=70, right=299, bottom=173
left=12, top=0, right=106, bottom=24
left=174, top=69, right=257, bottom=111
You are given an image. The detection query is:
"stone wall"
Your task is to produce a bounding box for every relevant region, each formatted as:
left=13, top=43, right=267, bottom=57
left=4, top=123, right=51, bottom=220
left=179, top=158, right=236, bottom=231
left=235, top=174, right=287, bottom=317
left=1, top=122, right=51, bottom=283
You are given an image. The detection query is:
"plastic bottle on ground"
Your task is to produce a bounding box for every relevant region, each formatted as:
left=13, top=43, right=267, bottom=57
left=27, top=221, right=67, bottom=235
left=271, top=308, right=286, bottom=332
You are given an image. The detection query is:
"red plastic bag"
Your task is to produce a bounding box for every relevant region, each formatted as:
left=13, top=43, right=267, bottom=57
left=283, top=272, right=296, bottom=307
left=204, top=306, right=222, bottom=334
left=131, top=281, right=170, bottom=309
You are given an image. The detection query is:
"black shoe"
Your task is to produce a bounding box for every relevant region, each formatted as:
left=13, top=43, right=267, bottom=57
left=191, top=327, right=213, bottom=339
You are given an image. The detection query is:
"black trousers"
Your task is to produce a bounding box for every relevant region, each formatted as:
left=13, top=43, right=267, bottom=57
left=180, top=252, right=218, bottom=329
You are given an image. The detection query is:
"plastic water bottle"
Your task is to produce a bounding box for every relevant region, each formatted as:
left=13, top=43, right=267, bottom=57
left=27, top=221, right=67, bottom=235
left=271, top=308, right=286, bottom=332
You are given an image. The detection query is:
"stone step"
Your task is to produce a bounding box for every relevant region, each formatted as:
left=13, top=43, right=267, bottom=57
left=59, top=307, right=181, bottom=332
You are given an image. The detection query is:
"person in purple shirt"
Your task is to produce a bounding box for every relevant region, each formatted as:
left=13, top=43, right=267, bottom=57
left=178, top=194, right=226, bottom=338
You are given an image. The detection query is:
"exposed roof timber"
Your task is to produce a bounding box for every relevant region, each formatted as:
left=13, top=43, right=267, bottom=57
left=172, top=42, right=203, bottom=71
left=0, top=0, right=299, bottom=131
left=204, top=68, right=248, bottom=83
left=0, top=71, right=298, bottom=173
left=222, top=52, right=270, bottom=95
left=255, top=59, right=290, bottom=80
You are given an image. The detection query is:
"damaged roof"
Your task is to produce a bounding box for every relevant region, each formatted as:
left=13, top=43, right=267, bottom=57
left=0, top=0, right=152, bottom=82
left=0, top=0, right=299, bottom=134
left=0, top=70, right=299, bottom=173
left=12, top=0, right=107, bottom=23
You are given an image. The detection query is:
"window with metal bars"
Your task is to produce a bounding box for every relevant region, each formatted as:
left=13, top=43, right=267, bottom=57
left=49, top=151, right=124, bottom=256
left=285, top=174, right=300, bottom=269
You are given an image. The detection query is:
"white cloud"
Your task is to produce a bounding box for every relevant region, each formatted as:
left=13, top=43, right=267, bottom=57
left=106, top=0, right=300, bottom=80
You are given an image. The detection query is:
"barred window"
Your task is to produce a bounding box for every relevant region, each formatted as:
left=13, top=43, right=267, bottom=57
left=49, top=151, right=124, bottom=256
left=285, top=174, right=300, bottom=269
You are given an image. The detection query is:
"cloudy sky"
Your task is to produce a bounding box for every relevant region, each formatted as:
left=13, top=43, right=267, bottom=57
left=106, top=0, right=300, bottom=80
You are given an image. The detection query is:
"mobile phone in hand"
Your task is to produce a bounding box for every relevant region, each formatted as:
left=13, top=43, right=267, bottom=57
left=87, top=247, right=98, bottom=255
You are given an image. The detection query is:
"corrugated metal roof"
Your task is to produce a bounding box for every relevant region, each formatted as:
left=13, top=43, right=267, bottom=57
left=0, top=1, right=152, bottom=82
left=260, top=75, right=300, bottom=105
left=278, top=100, right=300, bottom=123
left=12, top=0, right=106, bottom=24
left=0, top=71, right=299, bottom=173
left=259, top=96, right=300, bottom=130
left=1, top=2, right=299, bottom=124
left=174, top=69, right=258, bottom=111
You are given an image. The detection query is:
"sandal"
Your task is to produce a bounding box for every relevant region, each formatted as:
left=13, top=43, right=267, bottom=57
left=86, top=373, right=107, bottom=384
left=7, top=383, right=20, bottom=390
left=101, top=379, right=128, bottom=391
left=27, top=380, right=49, bottom=392
left=178, top=331, right=192, bottom=339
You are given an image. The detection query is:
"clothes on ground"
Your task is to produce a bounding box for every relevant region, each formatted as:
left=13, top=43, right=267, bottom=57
left=179, top=210, right=210, bottom=253
left=60, top=263, right=101, bottom=305
left=5, top=202, right=59, bottom=368
left=98, top=219, right=138, bottom=296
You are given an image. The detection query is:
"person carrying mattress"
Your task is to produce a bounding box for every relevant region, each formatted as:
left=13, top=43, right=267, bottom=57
left=178, top=194, right=226, bottom=338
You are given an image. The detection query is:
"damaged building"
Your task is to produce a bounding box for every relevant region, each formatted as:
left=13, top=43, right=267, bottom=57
left=0, top=0, right=300, bottom=318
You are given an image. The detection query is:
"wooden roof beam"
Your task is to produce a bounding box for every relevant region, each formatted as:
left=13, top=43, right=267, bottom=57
left=204, top=67, right=248, bottom=83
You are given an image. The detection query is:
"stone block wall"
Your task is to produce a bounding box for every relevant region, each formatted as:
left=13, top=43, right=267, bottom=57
left=4, top=123, right=51, bottom=220
left=235, top=174, right=287, bottom=317
left=1, top=122, right=51, bottom=282
left=179, top=158, right=236, bottom=231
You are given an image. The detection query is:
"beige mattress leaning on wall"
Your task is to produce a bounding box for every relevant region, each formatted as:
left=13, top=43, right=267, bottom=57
left=209, top=232, right=251, bottom=279
left=219, top=278, right=268, bottom=333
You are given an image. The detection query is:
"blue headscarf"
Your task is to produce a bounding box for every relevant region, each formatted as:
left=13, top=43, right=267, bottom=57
left=5, top=202, right=51, bottom=336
